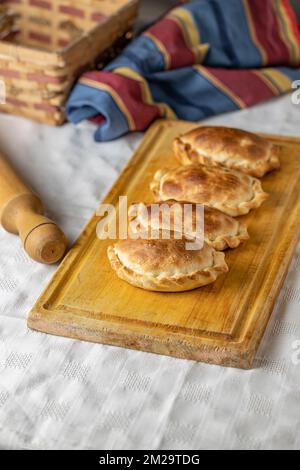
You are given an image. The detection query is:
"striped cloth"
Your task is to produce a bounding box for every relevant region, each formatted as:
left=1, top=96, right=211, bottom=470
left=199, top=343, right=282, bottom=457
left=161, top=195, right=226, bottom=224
left=66, top=0, right=300, bottom=142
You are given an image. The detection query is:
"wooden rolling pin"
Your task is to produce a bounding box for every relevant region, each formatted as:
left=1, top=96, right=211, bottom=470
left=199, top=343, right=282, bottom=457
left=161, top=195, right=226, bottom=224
left=0, top=153, right=68, bottom=264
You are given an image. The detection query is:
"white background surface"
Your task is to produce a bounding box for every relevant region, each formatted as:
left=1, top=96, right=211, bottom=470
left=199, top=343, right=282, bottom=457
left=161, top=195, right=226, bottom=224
left=0, top=94, right=300, bottom=449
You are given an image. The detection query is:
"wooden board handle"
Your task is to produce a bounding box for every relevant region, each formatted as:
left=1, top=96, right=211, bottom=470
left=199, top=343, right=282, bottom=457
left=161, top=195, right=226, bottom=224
left=0, top=155, right=67, bottom=264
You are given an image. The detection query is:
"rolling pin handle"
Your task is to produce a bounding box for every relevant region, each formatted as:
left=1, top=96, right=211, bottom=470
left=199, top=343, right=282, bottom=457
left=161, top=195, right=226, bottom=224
left=1, top=193, right=67, bottom=264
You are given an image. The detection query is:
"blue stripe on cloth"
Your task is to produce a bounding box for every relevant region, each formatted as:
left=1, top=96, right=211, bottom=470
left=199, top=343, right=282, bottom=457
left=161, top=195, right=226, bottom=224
left=148, top=67, right=239, bottom=121
left=66, top=84, right=130, bottom=141
left=106, top=36, right=165, bottom=75
left=107, top=0, right=264, bottom=72
left=66, top=0, right=300, bottom=142
left=184, top=0, right=263, bottom=67
left=277, top=67, right=300, bottom=80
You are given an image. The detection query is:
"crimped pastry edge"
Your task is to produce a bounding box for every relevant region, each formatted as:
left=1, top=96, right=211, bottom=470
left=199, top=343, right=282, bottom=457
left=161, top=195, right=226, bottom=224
left=150, top=168, right=268, bottom=217
left=208, top=220, right=249, bottom=250
left=173, top=136, right=281, bottom=178
left=107, top=245, right=228, bottom=292
left=129, top=204, right=249, bottom=251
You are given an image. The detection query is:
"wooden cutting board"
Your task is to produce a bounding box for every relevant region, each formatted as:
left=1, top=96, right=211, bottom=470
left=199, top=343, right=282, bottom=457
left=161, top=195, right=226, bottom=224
left=28, top=120, right=300, bottom=369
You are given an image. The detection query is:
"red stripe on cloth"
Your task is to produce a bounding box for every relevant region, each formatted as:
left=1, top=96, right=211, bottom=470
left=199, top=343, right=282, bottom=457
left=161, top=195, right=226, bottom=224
left=90, top=115, right=105, bottom=125
left=147, top=17, right=195, bottom=69
left=0, top=69, right=21, bottom=78
left=59, top=6, right=84, bottom=18
left=83, top=71, right=162, bottom=130
left=206, top=67, right=276, bottom=107
left=246, top=0, right=290, bottom=64
left=27, top=73, right=67, bottom=84
left=282, top=0, right=300, bottom=48
left=29, top=0, right=51, bottom=9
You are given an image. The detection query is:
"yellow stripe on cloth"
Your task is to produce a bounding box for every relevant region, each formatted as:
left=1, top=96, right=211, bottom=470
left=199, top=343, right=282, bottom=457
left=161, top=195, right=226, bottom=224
left=144, top=31, right=171, bottom=70
left=251, top=70, right=280, bottom=95
left=113, top=67, right=177, bottom=120
left=169, top=7, right=201, bottom=47
left=168, top=9, right=209, bottom=64
left=80, top=78, right=135, bottom=130
left=114, top=67, right=153, bottom=103
left=273, top=0, right=300, bottom=66
left=193, top=43, right=210, bottom=64
left=259, top=68, right=293, bottom=93
left=194, top=65, right=247, bottom=109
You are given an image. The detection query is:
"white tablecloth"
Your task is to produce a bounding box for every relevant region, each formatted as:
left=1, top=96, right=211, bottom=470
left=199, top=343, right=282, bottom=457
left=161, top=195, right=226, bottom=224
left=0, top=94, right=299, bottom=450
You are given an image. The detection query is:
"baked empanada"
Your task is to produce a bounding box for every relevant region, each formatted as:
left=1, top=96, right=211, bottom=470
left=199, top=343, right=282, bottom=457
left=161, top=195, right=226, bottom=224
left=128, top=200, right=249, bottom=251
left=150, top=165, right=268, bottom=217
left=107, top=238, right=228, bottom=292
left=174, top=126, right=280, bottom=178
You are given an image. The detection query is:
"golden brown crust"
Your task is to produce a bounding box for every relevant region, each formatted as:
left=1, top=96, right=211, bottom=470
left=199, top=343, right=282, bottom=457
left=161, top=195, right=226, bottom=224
left=128, top=200, right=249, bottom=250
left=150, top=165, right=268, bottom=217
left=107, top=238, right=228, bottom=292
left=174, top=126, right=280, bottom=178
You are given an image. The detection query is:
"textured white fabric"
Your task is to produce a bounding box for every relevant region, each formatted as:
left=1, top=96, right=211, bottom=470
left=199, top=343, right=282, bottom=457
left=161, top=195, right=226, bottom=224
left=0, top=94, right=300, bottom=450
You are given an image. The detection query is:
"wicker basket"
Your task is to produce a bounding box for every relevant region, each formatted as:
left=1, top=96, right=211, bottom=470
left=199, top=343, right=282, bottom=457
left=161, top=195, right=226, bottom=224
left=0, top=0, right=140, bottom=125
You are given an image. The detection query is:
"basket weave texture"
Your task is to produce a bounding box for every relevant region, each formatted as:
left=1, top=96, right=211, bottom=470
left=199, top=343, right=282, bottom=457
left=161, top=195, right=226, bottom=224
left=0, top=0, right=139, bottom=124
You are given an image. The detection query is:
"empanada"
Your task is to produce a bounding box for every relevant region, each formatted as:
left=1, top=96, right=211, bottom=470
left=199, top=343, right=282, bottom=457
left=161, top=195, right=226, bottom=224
left=174, top=126, right=280, bottom=178
left=150, top=165, right=268, bottom=217
left=128, top=200, right=249, bottom=251
left=107, top=238, right=228, bottom=292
